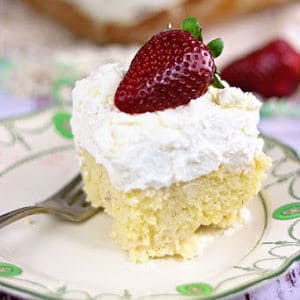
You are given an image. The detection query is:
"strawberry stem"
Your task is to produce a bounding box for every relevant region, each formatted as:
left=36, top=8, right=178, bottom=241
left=181, top=17, right=202, bottom=41
left=213, top=74, right=225, bottom=89
left=177, top=17, right=225, bottom=89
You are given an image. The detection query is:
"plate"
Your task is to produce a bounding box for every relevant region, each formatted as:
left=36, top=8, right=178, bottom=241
left=0, top=107, right=299, bottom=300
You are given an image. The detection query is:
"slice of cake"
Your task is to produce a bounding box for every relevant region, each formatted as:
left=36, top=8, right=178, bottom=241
left=21, top=0, right=294, bottom=43
left=71, top=18, right=271, bottom=262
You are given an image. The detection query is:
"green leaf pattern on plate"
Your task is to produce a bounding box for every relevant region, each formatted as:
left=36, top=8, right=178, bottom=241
left=177, top=282, right=212, bottom=296
left=53, top=111, right=73, bottom=139
left=0, top=263, right=22, bottom=277
left=273, top=203, right=300, bottom=220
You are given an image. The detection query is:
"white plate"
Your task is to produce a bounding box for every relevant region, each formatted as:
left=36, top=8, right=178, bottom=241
left=0, top=107, right=299, bottom=300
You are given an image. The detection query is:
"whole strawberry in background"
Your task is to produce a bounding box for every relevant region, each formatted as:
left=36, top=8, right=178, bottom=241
left=221, top=39, right=300, bottom=99
left=115, top=18, right=224, bottom=114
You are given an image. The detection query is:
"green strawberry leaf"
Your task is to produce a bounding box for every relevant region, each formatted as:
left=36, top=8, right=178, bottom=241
left=181, top=17, right=202, bottom=41
left=207, top=38, right=224, bottom=58
left=213, top=73, right=225, bottom=89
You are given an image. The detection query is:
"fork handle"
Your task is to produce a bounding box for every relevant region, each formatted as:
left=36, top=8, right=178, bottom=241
left=0, top=206, right=49, bottom=229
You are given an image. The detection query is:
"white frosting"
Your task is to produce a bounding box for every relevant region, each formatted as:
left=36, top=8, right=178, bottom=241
left=71, top=64, right=264, bottom=192
left=63, top=0, right=180, bottom=24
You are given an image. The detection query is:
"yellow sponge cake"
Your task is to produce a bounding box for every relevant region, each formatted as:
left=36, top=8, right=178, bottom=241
left=80, top=150, right=269, bottom=262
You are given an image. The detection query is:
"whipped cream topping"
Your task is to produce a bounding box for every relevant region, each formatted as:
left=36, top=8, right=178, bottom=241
left=64, top=0, right=180, bottom=24
left=71, top=64, right=264, bottom=192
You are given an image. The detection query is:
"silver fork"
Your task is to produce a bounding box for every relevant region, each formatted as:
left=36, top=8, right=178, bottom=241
left=0, top=174, right=102, bottom=229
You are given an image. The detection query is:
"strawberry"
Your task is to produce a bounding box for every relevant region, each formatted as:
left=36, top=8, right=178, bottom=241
left=221, top=39, right=300, bottom=99
left=114, top=18, right=223, bottom=114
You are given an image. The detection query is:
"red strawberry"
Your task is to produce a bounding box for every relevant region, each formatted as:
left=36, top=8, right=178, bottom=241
left=114, top=29, right=215, bottom=114
left=221, top=39, right=300, bottom=99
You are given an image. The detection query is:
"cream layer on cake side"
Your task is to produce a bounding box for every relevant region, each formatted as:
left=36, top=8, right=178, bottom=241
left=21, top=0, right=295, bottom=43
left=63, top=0, right=181, bottom=24
left=71, top=63, right=264, bottom=192
left=56, top=0, right=294, bottom=25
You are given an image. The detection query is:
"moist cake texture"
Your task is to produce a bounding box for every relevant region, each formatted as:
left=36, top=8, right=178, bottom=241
left=81, top=149, right=269, bottom=262
left=71, top=63, right=271, bottom=262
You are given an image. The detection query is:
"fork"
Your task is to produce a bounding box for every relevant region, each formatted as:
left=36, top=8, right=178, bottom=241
left=0, top=174, right=102, bottom=229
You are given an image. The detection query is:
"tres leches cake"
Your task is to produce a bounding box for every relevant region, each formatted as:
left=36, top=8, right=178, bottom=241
left=71, top=18, right=271, bottom=262
left=22, top=0, right=294, bottom=43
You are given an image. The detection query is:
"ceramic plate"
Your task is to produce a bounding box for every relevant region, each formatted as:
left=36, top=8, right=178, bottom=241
left=0, top=107, right=300, bottom=300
